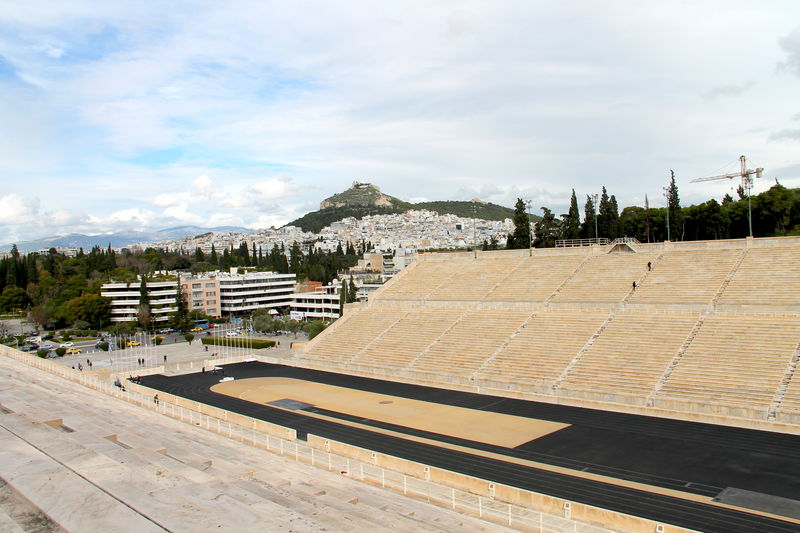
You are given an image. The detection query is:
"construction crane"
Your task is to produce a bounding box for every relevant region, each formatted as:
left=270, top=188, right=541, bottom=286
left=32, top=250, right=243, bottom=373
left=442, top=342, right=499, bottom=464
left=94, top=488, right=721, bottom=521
left=690, top=155, right=763, bottom=238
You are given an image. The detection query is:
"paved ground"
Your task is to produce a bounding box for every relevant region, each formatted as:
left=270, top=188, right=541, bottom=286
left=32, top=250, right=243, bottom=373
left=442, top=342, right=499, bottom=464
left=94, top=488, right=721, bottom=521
left=0, top=354, right=521, bottom=533
left=140, top=362, right=800, bottom=533
left=54, top=333, right=297, bottom=375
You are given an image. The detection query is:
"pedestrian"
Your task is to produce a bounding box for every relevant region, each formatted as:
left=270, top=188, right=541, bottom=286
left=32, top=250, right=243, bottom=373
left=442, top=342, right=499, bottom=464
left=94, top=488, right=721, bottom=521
left=153, top=394, right=159, bottom=406
left=647, top=261, right=652, bottom=271
left=163, top=355, right=167, bottom=362
left=202, top=366, right=205, bottom=373
left=88, top=361, right=92, bottom=369
left=632, top=281, right=637, bottom=291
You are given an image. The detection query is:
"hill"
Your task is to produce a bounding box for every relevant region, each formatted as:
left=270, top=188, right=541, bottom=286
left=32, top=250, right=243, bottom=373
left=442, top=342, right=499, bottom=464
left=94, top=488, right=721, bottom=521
left=287, top=183, right=539, bottom=233
left=3, top=225, right=251, bottom=253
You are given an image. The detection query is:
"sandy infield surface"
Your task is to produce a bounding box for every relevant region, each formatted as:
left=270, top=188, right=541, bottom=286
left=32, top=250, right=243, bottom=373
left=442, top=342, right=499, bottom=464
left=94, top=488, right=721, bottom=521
left=212, top=377, right=569, bottom=447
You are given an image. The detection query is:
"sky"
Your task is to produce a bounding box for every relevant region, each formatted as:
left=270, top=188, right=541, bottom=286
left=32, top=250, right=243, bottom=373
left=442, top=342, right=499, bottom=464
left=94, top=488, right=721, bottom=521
left=1, top=1, right=799, bottom=245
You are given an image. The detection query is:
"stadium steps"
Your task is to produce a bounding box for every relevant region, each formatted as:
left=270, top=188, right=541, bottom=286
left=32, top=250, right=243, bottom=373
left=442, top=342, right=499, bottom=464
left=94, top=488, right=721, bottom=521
left=621, top=250, right=666, bottom=304
left=407, top=311, right=467, bottom=369
left=345, top=310, right=409, bottom=365
left=543, top=253, right=594, bottom=303
left=471, top=310, right=537, bottom=379
left=647, top=315, right=706, bottom=406
left=551, top=313, right=616, bottom=391
left=768, top=340, right=800, bottom=419
left=709, top=248, right=750, bottom=310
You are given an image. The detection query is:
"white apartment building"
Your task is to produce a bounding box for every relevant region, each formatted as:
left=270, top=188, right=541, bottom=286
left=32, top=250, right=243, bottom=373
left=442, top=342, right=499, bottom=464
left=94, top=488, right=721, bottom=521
left=181, top=268, right=297, bottom=318
left=100, top=279, right=179, bottom=323
left=290, top=284, right=340, bottom=321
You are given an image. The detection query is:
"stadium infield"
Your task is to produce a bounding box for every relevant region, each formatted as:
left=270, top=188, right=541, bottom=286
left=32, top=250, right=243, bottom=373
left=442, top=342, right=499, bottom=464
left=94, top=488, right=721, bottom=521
left=139, top=362, right=800, bottom=532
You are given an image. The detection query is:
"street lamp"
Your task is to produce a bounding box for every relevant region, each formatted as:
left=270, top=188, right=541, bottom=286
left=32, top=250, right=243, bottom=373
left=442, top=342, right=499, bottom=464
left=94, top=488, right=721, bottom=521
left=525, top=200, right=533, bottom=256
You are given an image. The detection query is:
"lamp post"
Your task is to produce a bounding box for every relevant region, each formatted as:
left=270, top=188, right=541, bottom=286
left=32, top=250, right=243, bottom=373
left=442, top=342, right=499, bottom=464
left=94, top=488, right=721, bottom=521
left=525, top=200, right=533, bottom=256
left=592, top=194, right=599, bottom=244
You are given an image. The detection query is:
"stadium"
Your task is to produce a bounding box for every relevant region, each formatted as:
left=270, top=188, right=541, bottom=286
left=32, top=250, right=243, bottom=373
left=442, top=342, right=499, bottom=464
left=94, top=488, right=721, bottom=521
left=3, top=236, right=800, bottom=532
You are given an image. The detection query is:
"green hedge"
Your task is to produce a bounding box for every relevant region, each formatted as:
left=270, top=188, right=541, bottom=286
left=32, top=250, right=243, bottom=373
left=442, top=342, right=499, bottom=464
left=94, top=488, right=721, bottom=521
left=201, top=337, right=275, bottom=349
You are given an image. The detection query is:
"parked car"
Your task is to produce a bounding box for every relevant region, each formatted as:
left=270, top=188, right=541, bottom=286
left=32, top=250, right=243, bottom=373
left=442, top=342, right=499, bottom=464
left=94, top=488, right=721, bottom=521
left=158, top=328, right=174, bottom=334
left=226, top=331, right=239, bottom=337
left=190, top=327, right=203, bottom=332
left=65, top=348, right=83, bottom=355
left=41, top=343, right=55, bottom=350
left=128, top=341, right=142, bottom=347
left=60, top=342, right=74, bottom=348
left=20, top=344, right=37, bottom=352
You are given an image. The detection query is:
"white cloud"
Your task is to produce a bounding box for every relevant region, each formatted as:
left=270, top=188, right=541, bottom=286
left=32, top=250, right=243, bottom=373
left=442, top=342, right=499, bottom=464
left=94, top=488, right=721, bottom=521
left=192, top=175, right=216, bottom=199
left=0, top=194, right=40, bottom=224
left=701, top=81, right=756, bottom=100
left=49, top=209, right=88, bottom=226
left=152, top=193, right=182, bottom=207
left=162, top=202, right=204, bottom=224
left=249, top=177, right=296, bottom=202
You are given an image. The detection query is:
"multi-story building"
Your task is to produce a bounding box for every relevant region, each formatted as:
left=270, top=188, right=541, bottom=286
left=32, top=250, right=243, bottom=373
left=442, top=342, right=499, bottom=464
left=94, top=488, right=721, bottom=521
left=100, top=279, right=179, bottom=323
left=290, top=284, right=340, bottom=321
left=180, top=268, right=297, bottom=318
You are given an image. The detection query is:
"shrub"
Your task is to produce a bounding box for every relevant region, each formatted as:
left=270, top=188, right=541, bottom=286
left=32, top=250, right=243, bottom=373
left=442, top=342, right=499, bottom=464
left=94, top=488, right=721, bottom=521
left=55, top=347, right=66, bottom=356
left=36, top=349, right=48, bottom=358
left=201, top=337, right=275, bottom=349
left=97, top=342, right=109, bottom=351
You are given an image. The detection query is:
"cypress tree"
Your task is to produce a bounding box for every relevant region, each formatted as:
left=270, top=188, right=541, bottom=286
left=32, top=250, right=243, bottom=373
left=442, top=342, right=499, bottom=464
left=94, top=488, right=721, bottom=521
left=563, top=189, right=581, bottom=239
left=506, top=198, right=531, bottom=249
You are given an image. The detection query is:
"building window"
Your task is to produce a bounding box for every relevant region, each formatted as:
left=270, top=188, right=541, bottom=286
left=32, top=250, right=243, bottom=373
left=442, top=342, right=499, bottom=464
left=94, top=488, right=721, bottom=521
left=205, top=283, right=215, bottom=288
left=192, top=283, right=201, bottom=289
left=206, top=291, right=215, bottom=297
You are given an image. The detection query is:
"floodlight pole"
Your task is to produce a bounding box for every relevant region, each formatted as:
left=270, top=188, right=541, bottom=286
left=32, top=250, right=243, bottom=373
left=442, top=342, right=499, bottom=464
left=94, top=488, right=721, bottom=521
left=592, top=194, right=599, bottom=244
left=525, top=200, right=533, bottom=256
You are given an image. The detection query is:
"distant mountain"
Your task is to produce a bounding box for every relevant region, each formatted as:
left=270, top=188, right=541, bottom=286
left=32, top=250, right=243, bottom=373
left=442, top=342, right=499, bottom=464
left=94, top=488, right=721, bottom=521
left=4, top=226, right=251, bottom=253
left=287, top=182, right=539, bottom=233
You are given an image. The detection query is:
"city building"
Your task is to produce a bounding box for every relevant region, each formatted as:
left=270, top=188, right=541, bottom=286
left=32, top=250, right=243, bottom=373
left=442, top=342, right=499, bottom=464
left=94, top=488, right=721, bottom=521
left=290, top=284, right=340, bottom=321
left=180, top=268, right=297, bottom=318
left=100, top=279, right=179, bottom=323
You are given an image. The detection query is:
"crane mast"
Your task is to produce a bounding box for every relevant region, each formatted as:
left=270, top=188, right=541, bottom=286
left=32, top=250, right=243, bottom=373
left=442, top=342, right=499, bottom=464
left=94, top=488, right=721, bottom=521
left=690, top=155, right=763, bottom=238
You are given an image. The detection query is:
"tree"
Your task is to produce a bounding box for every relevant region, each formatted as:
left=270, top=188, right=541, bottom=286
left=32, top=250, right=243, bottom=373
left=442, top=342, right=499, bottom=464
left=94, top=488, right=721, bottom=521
left=506, top=198, right=531, bottom=249
left=0, top=286, right=29, bottom=312
left=533, top=207, right=561, bottom=248
left=562, top=189, right=581, bottom=239
left=64, top=294, right=111, bottom=329
left=581, top=195, right=597, bottom=239
left=665, top=170, right=682, bottom=241
left=597, top=187, right=619, bottom=239
left=303, top=320, right=328, bottom=340
left=347, top=276, right=358, bottom=303
left=184, top=333, right=195, bottom=345
left=137, top=277, right=151, bottom=328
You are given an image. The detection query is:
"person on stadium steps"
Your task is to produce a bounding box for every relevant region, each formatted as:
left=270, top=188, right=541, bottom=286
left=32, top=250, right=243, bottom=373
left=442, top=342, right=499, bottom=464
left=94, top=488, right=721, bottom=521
left=632, top=281, right=637, bottom=291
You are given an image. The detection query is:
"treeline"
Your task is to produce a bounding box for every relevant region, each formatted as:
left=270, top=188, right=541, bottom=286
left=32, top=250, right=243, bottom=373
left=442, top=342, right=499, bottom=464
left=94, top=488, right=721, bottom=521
left=509, top=178, right=800, bottom=248
left=0, top=241, right=362, bottom=329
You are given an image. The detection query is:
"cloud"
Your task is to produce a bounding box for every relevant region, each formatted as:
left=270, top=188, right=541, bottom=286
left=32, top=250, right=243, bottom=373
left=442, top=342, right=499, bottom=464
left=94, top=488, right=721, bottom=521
left=49, top=209, right=89, bottom=226
left=152, top=193, right=182, bottom=207
left=162, top=201, right=204, bottom=224
left=0, top=194, right=40, bottom=224
left=778, top=27, right=800, bottom=75
left=769, top=129, right=800, bottom=142
left=192, top=175, right=216, bottom=199
left=249, top=177, right=295, bottom=202
left=701, top=80, right=756, bottom=100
